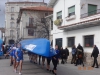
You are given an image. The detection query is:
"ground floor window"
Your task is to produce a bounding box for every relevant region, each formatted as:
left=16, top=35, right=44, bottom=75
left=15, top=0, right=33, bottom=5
left=84, top=35, right=94, bottom=47
left=67, top=37, right=75, bottom=47
left=55, top=38, right=62, bottom=49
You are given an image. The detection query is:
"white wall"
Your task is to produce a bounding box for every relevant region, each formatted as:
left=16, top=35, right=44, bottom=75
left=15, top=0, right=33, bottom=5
left=63, top=26, right=100, bottom=53
left=64, top=0, right=81, bottom=25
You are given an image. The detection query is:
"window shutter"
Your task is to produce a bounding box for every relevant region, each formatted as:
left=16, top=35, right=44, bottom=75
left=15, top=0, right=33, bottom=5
left=88, top=4, right=97, bottom=16
left=57, top=11, right=62, bottom=17
left=68, top=6, right=75, bottom=13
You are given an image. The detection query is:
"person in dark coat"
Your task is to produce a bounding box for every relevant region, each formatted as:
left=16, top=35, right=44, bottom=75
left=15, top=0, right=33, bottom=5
left=52, top=45, right=60, bottom=75
left=64, top=47, right=69, bottom=63
left=71, top=45, right=77, bottom=64
left=60, top=47, right=65, bottom=64
left=91, top=45, right=99, bottom=68
left=75, top=44, right=84, bottom=66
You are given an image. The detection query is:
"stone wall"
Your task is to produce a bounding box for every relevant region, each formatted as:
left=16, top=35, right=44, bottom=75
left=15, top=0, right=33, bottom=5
left=67, top=52, right=100, bottom=66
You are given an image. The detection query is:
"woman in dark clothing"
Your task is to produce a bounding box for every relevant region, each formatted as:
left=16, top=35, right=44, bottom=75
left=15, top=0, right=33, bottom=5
left=64, top=47, right=69, bottom=63
left=52, top=45, right=60, bottom=75
left=71, top=45, right=77, bottom=64
left=91, top=45, right=99, bottom=68
left=75, top=44, right=84, bottom=66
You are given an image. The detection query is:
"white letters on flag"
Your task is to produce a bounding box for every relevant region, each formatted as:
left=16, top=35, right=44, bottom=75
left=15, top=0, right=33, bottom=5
left=25, top=44, right=36, bottom=51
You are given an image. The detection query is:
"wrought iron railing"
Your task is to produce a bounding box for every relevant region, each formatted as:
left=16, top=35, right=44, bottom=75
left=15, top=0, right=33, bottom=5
left=81, top=9, right=100, bottom=18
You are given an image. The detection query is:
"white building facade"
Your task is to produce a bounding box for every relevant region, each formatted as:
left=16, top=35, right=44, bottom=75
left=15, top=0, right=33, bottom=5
left=17, top=6, right=53, bottom=40
left=5, top=1, right=47, bottom=44
left=48, top=0, right=100, bottom=53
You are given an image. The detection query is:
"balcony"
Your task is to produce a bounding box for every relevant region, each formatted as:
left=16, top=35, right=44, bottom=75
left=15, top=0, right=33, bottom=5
left=81, top=9, right=100, bottom=21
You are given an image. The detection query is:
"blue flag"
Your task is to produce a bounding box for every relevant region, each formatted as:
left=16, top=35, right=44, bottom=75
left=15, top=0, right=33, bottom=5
left=20, top=38, right=56, bottom=57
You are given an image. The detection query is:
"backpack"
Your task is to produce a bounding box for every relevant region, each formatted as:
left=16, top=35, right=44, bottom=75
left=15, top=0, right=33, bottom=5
left=72, top=49, right=76, bottom=55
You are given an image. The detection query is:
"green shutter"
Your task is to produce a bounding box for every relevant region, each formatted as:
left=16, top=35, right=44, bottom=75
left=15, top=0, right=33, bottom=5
left=88, top=4, right=97, bottom=16
left=57, top=11, right=62, bottom=16
left=68, top=6, right=75, bottom=13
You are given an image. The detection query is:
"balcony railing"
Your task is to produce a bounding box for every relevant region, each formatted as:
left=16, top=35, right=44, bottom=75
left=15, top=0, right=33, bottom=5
left=81, top=9, right=100, bottom=18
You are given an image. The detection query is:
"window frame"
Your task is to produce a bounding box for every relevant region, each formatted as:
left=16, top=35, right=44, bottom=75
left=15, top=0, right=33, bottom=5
left=10, top=22, right=14, bottom=28
left=84, top=35, right=94, bottom=47
left=11, top=14, right=14, bottom=20
left=68, top=5, right=75, bottom=17
left=10, top=30, right=14, bottom=37
left=57, top=11, right=62, bottom=19
left=88, top=4, right=97, bottom=16
left=29, top=18, right=34, bottom=26
left=67, top=37, right=75, bottom=47
left=11, top=7, right=14, bottom=12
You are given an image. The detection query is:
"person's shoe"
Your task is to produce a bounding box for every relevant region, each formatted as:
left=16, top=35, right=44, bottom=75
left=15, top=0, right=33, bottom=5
left=52, top=70, right=54, bottom=74
left=14, top=69, right=17, bottom=73
left=75, top=64, right=77, bottom=66
left=10, top=64, right=12, bottom=66
left=49, top=70, right=51, bottom=72
left=47, top=69, right=49, bottom=71
left=19, top=72, right=22, bottom=75
left=95, top=67, right=99, bottom=68
left=91, top=66, right=94, bottom=67
left=55, top=73, right=57, bottom=75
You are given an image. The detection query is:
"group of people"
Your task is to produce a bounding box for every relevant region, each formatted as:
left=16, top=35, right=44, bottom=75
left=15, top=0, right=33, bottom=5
left=2, top=43, right=99, bottom=75
left=4, top=43, right=23, bottom=75
left=27, top=45, right=60, bottom=75
left=27, top=44, right=100, bottom=75
left=70, top=44, right=99, bottom=68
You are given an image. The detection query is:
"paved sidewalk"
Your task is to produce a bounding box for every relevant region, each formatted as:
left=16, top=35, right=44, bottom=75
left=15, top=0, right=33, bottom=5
left=0, top=54, right=100, bottom=75
left=0, top=55, right=52, bottom=75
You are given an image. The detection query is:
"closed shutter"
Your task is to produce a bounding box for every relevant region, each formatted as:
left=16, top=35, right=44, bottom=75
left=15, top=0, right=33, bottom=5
left=88, top=4, right=97, bottom=16
left=68, top=6, right=75, bottom=14
left=57, top=11, right=62, bottom=19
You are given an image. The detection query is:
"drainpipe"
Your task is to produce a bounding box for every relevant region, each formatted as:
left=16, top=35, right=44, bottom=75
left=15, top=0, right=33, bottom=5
left=64, top=0, right=65, bottom=25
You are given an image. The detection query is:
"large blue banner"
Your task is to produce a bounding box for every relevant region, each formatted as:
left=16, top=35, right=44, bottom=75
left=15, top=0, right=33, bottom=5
left=20, top=38, right=56, bottom=57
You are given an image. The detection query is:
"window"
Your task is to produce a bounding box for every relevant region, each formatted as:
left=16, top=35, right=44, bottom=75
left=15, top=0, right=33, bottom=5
left=29, top=18, right=34, bottom=25
left=10, top=22, right=14, bottom=28
left=11, top=14, right=14, bottom=20
left=11, top=7, right=14, bottom=12
left=88, top=4, right=97, bottom=16
left=10, top=30, right=13, bottom=37
left=57, top=11, right=62, bottom=19
left=55, top=38, right=62, bottom=49
left=68, top=37, right=75, bottom=47
left=68, top=5, right=75, bottom=17
left=84, top=35, right=94, bottom=47
left=28, top=29, right=34, bottom=36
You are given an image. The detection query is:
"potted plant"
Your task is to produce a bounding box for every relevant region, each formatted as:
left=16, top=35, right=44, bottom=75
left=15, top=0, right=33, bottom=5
left=54, top=19, right=63, bottom=26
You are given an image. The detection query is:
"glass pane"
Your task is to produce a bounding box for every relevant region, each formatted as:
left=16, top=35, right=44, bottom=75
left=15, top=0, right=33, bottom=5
left=57, top=11, right=62, bottom=16
left=88, top=4, right=97, bottom=16
left=68, top=6, right=75, bottom=13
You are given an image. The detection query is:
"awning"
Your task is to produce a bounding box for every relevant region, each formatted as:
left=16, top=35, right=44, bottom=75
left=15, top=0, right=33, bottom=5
left=58, top=17, right=100, bottom=31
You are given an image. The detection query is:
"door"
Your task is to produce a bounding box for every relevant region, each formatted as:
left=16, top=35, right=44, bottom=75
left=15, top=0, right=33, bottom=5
left=55, top=38, right=62, bottom=49
left=88, top=4, right=97, bottom=16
